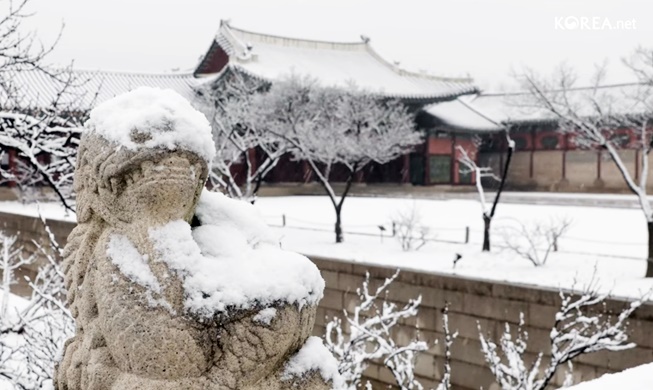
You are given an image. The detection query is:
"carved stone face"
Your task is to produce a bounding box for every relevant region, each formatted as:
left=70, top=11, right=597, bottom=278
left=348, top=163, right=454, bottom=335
left=79, top=133, right=209, bottom=226
left=112, top=151, right=205, bottom=224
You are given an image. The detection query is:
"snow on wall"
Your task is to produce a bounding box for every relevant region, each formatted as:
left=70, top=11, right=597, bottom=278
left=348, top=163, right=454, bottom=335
left=85, top=87, right=216, bottom=162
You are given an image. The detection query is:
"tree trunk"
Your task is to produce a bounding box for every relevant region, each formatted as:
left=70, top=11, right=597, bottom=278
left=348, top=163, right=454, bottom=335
left=646, top=222, right=653, bottom=278
left=482, top=215, right=491, bottom=252
left=335, top=208, right=344, bottom=243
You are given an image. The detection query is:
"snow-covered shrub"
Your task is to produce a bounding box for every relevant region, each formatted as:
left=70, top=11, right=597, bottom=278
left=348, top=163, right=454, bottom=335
left=391, top=203, right=430, bottom=251
left=0, top=215, right=74, bottom=389
left=478, top=282, right=646, bottom=390
left=324, top=270, right=426, bottom=389
left=500, top=217, right=572, bottom=266
left=324, top=271, right=457, bottom=390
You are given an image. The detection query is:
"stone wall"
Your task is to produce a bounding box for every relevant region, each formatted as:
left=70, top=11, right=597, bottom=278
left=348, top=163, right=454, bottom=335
left=3, top=212, right=653, bottom=389
left=0, top=211, right=73, bottom=296
left=481, top=149, right=653, bottom=193
left=310, top=256, right=653, bottom=390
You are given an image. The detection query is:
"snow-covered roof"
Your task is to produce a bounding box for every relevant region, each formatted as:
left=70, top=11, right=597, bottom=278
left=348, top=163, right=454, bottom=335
left=424, top=96, right=503, bottom=133
left=424, top=82, right=652, bottom=132
left=2, top=69, right=201, bottom=111
left=195, top=21, right=478, bottom=101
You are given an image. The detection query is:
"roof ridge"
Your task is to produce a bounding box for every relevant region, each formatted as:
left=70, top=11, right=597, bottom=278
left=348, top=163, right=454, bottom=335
left=220, top=20, right=367, bottom=49
left=362, top=44, right=474, bottom=84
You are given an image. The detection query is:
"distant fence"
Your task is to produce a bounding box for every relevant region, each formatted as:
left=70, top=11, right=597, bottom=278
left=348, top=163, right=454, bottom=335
left=262, top=213, right=646, bottom=260
left=1, top=211, right=652, bottom=389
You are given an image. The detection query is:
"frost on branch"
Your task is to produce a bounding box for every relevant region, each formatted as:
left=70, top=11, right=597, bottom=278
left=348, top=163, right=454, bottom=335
left=478, top=281, right=647, bottom=390
left=0, top=213, right=74, bottom=389
left=324, top=270, right=428, bottom=390
left=0, top=0, right=90, bottom=212
left=195, top=73, right=289, bottom=202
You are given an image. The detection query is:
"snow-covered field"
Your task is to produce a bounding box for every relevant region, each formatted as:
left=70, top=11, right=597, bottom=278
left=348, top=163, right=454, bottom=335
left=252, top=196, right=653, bottom=300
left=1, top=194, right=653, bottom=299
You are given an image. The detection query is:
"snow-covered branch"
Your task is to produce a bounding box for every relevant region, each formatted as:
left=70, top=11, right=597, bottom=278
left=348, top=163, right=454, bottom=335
left=324, top=270, right=428, bottom=390
left=195, top=73, right=289, bottom=202
left=456, top=133, right=514, bottom=252
left=0, top=213, right=74, bottom=389
left=264, top=74, right=421, bottom=242
left=479, top=282, right=648, bottom=390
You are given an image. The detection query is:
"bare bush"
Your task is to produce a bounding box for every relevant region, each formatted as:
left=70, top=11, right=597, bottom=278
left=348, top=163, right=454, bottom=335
left=324, top=271, right=427, bottom=389
left=500, top=217, right=572, bottom=266
left=478, top=280, right=648, bottom=390
left=391, top=203, right=430, bottom=252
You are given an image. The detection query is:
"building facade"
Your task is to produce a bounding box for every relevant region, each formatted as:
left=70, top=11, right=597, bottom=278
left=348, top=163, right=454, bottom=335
left=1, top=21, right=648, bottom=194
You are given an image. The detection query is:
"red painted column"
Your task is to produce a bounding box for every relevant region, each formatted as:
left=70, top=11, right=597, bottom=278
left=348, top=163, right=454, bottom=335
left=8, top=149, right=16, bottom=188
left=401, top=154, right=410, bottom=184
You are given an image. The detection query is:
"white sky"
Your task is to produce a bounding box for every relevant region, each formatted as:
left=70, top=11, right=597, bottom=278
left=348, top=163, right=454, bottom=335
left=20, top=0, right=653, bottom=91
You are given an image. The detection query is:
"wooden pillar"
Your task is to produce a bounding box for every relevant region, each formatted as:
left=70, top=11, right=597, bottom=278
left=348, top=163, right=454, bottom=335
left=302, top=161, right=312, bottom=183
left=529, top=127, right=535, bottom=179
left=8, top=149, right=16, bottom=188
left=562, top=134, right=568, bottom=180
left=401, top=154, right=410, bottom=184
left=424, top=136, right=430, bottom=185
left=450, top=134, right=456, bottom=184
left=355, top=169, right=364, bottom=183
left=635, top=149, right=640, bottom=181
left=597, top=150, right=602, bottom=180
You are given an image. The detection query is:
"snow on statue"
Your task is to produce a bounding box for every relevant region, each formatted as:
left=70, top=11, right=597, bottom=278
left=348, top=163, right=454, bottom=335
left=55, top=87, right=342, bottom=390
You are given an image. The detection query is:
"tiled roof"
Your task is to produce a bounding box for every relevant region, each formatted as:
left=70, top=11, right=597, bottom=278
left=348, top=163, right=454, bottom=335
left=2, top=69, right=201, bottom=110
left=424, top=82, right=652, bottom=132
left=196, top=21, right=478, bottom=101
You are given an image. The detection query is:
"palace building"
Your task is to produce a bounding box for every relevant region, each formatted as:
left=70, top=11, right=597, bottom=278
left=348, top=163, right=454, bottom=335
left=2, top=21, right=649, bottom=193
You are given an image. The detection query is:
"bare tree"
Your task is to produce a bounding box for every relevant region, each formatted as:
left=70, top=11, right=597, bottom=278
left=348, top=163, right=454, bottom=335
left=266, top=75, right=421, bottom=243
left=195, top=73, right=289, bottom=202
left=478, top=281, right=648, bottom=390
left=501, top=217, right=572, bottom=266
left=324, top=270, right=428, bottom=390
left=0, top=0, right=86, bottom=212
left=457, top=133, right=514, bottom=251
left=0, top=213, right=74, bottom=389
left=0, top=110, right=82, bottom=211
left=518, top=50, right=653, bottom=275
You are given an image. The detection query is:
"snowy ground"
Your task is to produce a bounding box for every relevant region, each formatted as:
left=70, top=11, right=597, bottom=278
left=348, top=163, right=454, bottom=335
left=568, top=362, right=653, bottom=389
left=252, top=196, right=653, bottom=300
left=1, top=194, right=653, bottom=299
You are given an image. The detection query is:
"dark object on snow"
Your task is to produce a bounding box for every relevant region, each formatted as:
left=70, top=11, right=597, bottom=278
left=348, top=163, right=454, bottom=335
left=453, top=253, right=462, bottom=269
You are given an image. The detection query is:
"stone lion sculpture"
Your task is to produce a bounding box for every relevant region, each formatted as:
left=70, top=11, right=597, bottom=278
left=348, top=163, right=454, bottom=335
left=55, top=87, right=341, bottom=390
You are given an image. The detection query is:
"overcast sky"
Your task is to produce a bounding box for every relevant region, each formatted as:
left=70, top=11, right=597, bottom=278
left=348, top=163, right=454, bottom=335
left=20, top=0, right=653, bottom=91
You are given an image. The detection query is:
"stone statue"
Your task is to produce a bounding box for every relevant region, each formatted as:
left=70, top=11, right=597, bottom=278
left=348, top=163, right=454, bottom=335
left=55, top=87, right=340, bottom=390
